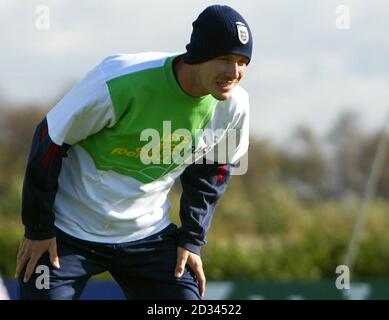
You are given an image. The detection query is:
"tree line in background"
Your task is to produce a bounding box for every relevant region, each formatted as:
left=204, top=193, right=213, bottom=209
left=1, top=103, right=389, bottom=280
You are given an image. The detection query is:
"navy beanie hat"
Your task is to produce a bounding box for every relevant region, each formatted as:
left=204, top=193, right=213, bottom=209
left=183, top=5, right=253, bottom=64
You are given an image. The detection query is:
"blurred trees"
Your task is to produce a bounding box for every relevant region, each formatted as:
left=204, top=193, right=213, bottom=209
left=0, top=107, right=46, bottom=162
left=358, top=133, right=389, bottom=198
left=327, top=111, right=366, bottom=198
left=279, top=125, right=326, bottom=200
left=0, top=106, right=47, bottom=217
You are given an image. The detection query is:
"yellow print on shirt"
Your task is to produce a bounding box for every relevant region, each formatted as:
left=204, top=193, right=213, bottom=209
left=110, top=131, right=192, bottom=164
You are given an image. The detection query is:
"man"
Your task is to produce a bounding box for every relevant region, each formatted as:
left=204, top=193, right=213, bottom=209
left=16, top=4, right=252, bottom=300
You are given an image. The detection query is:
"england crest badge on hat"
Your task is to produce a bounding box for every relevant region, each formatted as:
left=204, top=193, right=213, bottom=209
left=236, top=21, right=249, bottom=44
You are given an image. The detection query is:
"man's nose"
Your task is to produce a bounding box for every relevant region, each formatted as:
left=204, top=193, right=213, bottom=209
left=226, top=62, right=240, bottom=80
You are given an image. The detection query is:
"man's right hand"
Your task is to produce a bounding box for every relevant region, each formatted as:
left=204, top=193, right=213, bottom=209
left=15, top=237, right=60, bottom=283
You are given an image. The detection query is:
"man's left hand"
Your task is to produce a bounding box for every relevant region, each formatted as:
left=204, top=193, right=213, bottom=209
left=175, top=246, right=206, bottom=298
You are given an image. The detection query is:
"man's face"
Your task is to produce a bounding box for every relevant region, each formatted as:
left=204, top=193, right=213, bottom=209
left=195, top=54, right=249, bottom=100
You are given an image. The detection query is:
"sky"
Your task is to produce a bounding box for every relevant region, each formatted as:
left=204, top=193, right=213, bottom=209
left=0, top=0, right=388, bottom=143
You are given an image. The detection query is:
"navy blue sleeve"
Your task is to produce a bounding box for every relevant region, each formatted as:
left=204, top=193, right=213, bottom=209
left=21, top=118, right=70, bottom=240
left=177, top=161, right=234, bottom=255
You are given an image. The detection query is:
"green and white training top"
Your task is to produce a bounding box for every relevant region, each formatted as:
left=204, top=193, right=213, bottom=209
left=46, top=52, right=250, bottom=243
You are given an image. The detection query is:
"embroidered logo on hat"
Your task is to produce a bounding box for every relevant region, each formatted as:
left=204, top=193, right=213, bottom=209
left=236, top=21, right=249, bottom=44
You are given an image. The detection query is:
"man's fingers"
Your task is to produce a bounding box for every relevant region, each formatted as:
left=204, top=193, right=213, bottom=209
left=175, top=248, right=207, bottom=297
left=48, top=241, right=60, bottom=269
left=193, top=264, right=206, bottom=298
left=23, top=256, right=40, bottom=283
left=16, top=238, right=26, bottom=260
left=15, top=253, right=29, bottom=279
left=175, top=257, right=187, bottom=277
left=175, top=250, right=188, bottom=278
left=15, top=237, right=57, bottom=281
left=15, top=240, right=27, bottom=278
